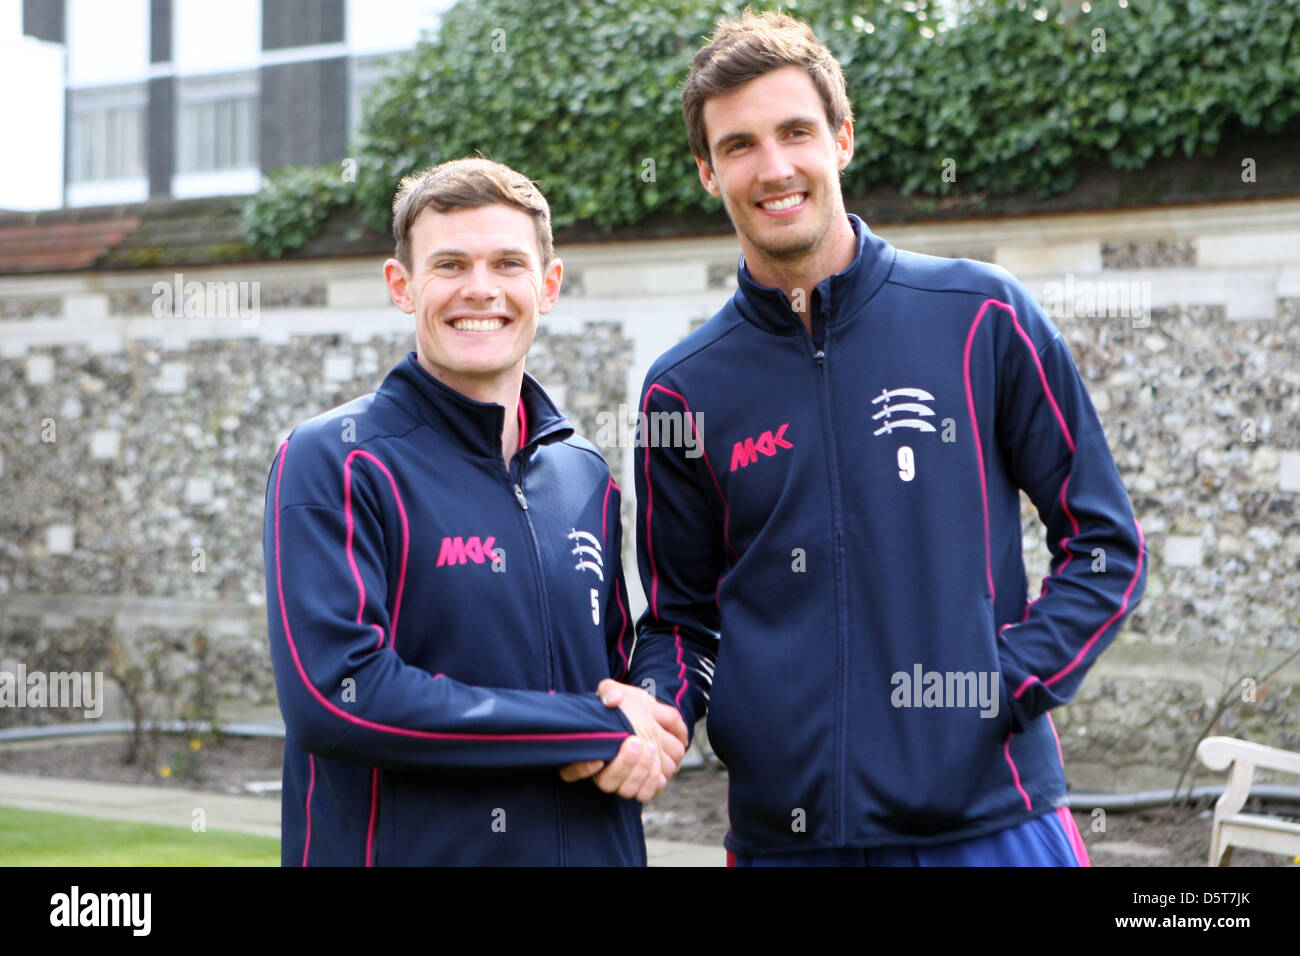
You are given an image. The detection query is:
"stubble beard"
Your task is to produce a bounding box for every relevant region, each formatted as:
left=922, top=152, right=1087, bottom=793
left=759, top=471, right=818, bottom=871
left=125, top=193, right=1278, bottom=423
left=724, top=190, right=834, bottom=272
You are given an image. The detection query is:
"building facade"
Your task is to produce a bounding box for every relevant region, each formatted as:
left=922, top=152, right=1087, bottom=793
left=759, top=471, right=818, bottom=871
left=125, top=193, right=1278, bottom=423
left=21, top=0, right=447, bottom=207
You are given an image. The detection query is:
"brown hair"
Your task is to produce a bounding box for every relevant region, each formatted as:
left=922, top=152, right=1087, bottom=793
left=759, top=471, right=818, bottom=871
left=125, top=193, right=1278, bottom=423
left=682, top=10, right=852, bottom=164
left=391, top=157, right=554, bottom=269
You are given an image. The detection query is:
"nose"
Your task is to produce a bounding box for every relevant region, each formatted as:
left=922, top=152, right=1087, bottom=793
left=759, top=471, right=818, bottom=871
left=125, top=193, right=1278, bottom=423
left=756, top=137, right=795, bottom=185
left=461, top=260, right=500, bottom=303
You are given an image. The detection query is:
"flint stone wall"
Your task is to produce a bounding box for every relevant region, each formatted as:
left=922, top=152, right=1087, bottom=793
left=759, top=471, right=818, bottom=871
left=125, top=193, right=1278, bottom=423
left=2, top=198, right=1299, bottom=792
left=0, top=310, right=632, bottom=731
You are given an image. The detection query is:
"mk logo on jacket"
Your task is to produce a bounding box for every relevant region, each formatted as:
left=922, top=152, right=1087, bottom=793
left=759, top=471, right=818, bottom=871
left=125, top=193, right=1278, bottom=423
left=435, top=535, right=498, bottom=566
left=730, top=423, right=793, bottom=472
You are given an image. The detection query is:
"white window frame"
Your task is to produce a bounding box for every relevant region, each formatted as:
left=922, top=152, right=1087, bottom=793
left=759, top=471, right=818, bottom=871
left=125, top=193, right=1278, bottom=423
left=68, top=84, right=147, bottom=186
left=173, top=71, right=259, bottom=196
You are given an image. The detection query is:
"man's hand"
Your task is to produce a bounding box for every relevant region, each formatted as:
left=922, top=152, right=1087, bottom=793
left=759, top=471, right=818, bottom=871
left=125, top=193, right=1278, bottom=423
left=559, top=680, right=689, bottom=802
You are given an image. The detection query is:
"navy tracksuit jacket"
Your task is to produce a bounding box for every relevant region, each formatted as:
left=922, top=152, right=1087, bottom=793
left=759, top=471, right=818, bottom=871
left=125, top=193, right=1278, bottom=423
left=630, top=215, right=1147, bottom=856
left=263, top=354, right=643, bottom=865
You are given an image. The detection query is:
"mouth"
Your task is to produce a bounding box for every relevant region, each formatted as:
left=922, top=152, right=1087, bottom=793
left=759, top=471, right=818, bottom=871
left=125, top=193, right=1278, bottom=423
left=449, top=315, right=509, bottom=332
left=756, top=192, right=808, bottom=215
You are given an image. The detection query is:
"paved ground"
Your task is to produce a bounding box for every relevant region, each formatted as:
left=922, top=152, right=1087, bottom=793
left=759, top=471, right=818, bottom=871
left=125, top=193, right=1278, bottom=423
left=0, top=772, right=725, bottom=867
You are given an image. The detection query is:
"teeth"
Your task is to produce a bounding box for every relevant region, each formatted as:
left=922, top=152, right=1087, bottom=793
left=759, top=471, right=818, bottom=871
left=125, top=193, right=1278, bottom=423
left=760, top=194, right=805, bottom=211
left=452, top=318, right=505, bottom=331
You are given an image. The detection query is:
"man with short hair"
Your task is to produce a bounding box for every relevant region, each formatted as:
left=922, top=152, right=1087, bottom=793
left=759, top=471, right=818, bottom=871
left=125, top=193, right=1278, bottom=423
left=628, top=12, right=1146, bottom=865
left=263, top=157, right=686, bottom=866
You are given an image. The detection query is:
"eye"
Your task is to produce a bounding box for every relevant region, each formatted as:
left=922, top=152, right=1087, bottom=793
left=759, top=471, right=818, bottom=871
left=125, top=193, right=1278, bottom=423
left=499, top=259, right=526, bottom=269
left=434, top=261, right=462, bottom=272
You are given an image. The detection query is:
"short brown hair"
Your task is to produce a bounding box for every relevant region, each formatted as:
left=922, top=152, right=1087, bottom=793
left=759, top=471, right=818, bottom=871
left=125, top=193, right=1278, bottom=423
left=682, top=10, right=852, bottom=164
left=391, top=157, right=554, bottom=269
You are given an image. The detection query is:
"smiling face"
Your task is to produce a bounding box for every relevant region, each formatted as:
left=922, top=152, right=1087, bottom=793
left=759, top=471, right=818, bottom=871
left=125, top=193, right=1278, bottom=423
left=383, top=203, right=562, bottom=398
left=697, top=65, right=854, bottom=278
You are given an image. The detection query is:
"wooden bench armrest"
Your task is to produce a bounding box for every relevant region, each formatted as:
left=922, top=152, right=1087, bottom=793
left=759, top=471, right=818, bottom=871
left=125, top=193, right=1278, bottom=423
left=1197, top=736, right=1300, bottom=776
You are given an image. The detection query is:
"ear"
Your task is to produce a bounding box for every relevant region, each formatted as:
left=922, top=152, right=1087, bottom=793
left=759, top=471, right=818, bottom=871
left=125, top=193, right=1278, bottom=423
left=835, top=117, right=854, bottom=172
left=537, top=257, right=564, bottom=315
left=696, top=155, right=721, bottom=198
left=383, top=258, right=415, bottom=314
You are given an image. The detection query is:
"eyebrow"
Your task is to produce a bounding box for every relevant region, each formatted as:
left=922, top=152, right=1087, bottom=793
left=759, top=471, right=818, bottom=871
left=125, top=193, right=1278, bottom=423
left=422, top=247, right=535, bottom=268
left=712, top=116, right=821, bottom=154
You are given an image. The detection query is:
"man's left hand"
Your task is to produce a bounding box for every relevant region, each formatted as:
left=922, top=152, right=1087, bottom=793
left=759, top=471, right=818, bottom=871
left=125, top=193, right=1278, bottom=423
left=559, top=680, right=689, bottom=799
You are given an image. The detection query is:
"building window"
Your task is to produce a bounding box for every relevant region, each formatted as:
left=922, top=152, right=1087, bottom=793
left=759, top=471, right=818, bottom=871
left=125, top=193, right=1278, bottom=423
left=349, top=53, right=401, bottom=138
left=69, top=84, right=146, bottom=182
left=177, top=72, right=258, bottom=173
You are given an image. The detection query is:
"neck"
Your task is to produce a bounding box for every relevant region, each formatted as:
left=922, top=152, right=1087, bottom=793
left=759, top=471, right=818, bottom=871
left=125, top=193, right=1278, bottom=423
left=416, top=353, right=524, bottom=463
left=743, top=214, right=857, bottom=333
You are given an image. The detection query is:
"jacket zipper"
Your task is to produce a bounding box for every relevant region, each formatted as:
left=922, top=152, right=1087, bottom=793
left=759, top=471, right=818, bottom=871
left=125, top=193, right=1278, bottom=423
left=507, top=448, right=566, bottom=865
left=507, top=452, right=557, bottom=688
left=804, top=304, right=849, bottom=846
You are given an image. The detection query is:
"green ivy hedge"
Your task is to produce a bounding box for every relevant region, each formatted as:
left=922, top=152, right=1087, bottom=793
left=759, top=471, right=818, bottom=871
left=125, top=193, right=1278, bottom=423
left=243, top=0, right=1300, bottom=256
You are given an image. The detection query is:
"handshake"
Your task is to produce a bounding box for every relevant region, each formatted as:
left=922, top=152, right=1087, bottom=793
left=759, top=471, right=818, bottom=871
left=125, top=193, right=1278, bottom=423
left=559, top=679, right=689, bottom=803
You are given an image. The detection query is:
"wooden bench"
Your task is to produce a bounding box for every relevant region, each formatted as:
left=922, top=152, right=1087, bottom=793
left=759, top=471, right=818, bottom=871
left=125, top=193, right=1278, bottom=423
left=1196, top=735, right=1300, bottom=866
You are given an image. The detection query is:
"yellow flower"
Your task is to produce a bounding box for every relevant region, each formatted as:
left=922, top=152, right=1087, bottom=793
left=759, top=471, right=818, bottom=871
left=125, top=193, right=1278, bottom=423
left=159, top=765, right=172, bottom=778
left=189, top=738, right=202, bottom=751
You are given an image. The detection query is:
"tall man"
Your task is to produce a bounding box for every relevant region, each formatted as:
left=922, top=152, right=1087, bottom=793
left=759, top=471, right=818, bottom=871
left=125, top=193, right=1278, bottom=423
left=627, top=12, right=1146, bottom=865
left=263, top=158, right=686, bottom=866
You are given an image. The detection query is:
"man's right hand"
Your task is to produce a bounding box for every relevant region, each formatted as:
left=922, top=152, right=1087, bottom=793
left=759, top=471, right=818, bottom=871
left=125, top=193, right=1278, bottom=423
left=558, top=680, right=689, bottom=802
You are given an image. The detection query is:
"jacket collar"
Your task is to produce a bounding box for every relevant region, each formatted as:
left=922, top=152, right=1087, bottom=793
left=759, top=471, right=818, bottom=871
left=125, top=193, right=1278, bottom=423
left=732, top=214, right=896, bottom=336
left=379, top=352, right=573, bottom=459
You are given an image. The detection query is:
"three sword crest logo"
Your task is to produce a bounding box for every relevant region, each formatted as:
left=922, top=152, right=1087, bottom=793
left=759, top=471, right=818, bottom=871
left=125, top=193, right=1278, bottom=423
left=567, top=528, right=604, bottom=581
left=871, top=386, right=937, bottom=437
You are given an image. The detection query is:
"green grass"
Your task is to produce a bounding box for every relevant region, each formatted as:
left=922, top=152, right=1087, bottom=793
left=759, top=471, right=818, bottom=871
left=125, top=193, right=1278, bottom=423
left=0, top=807, right=279, bottom=866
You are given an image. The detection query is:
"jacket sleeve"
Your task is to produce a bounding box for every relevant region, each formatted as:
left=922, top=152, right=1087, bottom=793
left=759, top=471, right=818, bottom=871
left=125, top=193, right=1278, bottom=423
left=626, top=377, right=721, bottom=734
left=263, top=438, right=634, bottom=774
left=601, top=476, right=636, bottom=683
left=990, top=286, right=1147, bottom=733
